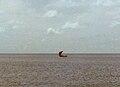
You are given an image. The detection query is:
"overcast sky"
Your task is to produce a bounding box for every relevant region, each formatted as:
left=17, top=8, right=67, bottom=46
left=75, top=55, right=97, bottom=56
left=0, top=0, right=120, bottom=53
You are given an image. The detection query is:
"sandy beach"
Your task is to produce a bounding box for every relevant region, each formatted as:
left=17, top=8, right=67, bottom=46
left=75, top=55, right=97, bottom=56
left=0, top=54, right=120, bottom=87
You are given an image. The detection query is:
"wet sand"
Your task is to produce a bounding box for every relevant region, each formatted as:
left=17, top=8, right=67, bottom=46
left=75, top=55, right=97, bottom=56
left=0, top=54, right=120, bottom=87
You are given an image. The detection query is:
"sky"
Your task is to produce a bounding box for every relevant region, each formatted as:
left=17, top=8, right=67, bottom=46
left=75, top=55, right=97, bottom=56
left=0, top=0, right=120, bottom=53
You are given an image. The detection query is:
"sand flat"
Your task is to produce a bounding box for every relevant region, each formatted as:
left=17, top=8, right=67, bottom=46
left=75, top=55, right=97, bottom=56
left=0, top=54, right=120, bottom=87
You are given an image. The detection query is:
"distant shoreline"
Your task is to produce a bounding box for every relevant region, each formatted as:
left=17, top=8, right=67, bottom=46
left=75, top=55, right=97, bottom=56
left=0, top=53, right=120, bottom=55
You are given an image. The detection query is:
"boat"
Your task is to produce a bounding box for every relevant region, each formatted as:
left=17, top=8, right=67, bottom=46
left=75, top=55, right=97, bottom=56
left=59, top=51, right=67, bottom=57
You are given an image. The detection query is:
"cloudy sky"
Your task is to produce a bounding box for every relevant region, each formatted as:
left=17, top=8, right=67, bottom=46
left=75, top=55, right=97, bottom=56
left=0, top=0, right=120, bottom=53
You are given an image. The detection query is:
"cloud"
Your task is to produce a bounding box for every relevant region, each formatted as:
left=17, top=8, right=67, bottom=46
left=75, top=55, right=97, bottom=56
left=0, top=10, right=4, bottom=14
left=12, top=25, right=18, bottom=29
left=8, top=19, right=23, bottom=29
left=93, top=0, right=115, bottom=6
left=47, top=28, right=60, bottom=34
left=41, top=38, right=45, bottom=42
left=46, top=0, right=79, bottom=9
left=60, top=0, right=78, bottom=8
left=0, top=0, right=120, bottom=52
left=8, top=19, right=23, bottom=25
left=62, top=22, right=79, bottom=29
left=0, top=27, right=5, bottom=32
left=0, top=0, right=27, bottom=13
left=110, top=21, right=120, bottom=27
left=43, top=10, right=58, bottom=17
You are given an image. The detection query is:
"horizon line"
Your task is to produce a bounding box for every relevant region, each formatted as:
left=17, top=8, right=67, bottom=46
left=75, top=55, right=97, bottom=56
left=0, top=52, right=120, bottom=55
